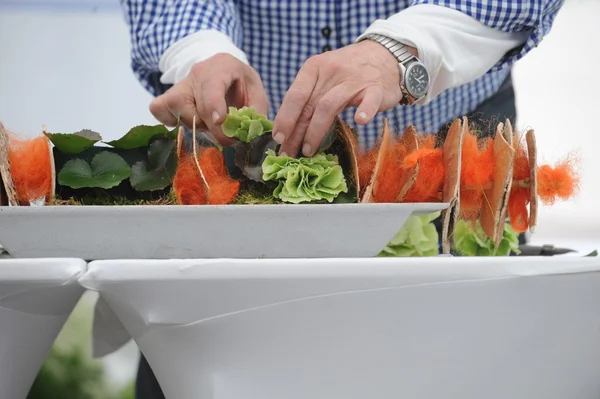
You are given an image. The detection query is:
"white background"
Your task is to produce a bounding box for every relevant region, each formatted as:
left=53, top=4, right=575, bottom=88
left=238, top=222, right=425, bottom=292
left=1, top=0, right=599, bottom=387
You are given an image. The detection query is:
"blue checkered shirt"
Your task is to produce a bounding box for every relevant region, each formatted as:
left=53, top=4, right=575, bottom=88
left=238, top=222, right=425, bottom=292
left=121, top=0, right=563, bottom=150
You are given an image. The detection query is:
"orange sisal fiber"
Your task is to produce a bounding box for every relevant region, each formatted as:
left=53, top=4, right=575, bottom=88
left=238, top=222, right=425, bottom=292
left=512, top=136, right=530, bottom=181
left=459, top=135, right=495, bottom=214
left=370, top=140, right=414, bottom=202
left=401, top=144, right=444, bottom=202
left=536, top=156, right=580, bottom=205
left=8, top=135, right=53, bottom=204
left=173, top=155, right=207, bottom=205
left=460, top=190, right=484, bottom=221
left=357, top=148, right=378, bottom=198
left=507, top=136, right=531, bottom=232
left=173, top=147, right=240, bottom=205
left=199, top=147, right=240, bottom=204
left=508, top=188, right=529, bottom=232
left=461, top=135, right=495, bottom=190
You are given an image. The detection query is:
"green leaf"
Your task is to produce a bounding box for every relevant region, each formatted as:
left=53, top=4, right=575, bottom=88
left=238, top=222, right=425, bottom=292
left=106, top=125, right=170, bottom=149
left=44, top=129, right=102, bottom=154
left=57, top=151, right=131, bottom=189
left=379, top=212, right=441, bottom=257
left=585, top=250, right=598, bottom=257
left=222, top=106, right=274, bottom=142
left=130, top=138, right=178, bottom=191
left=262, top=149, right=348, bottom=203
left=452, top=219, right=521, bottom=256
left=233, top=133, right=279, bottom=182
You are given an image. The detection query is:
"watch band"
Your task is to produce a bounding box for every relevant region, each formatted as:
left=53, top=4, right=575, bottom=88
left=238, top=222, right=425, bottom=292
left=364, top=33, right=416, bottom=64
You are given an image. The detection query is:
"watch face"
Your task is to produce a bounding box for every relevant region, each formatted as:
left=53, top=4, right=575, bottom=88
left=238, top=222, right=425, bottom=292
left=405, top=63, right=429, bottom=98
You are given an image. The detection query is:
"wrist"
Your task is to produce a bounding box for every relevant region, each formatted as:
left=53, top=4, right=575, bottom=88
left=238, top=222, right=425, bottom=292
left=360, top=33, right=430, bottom=105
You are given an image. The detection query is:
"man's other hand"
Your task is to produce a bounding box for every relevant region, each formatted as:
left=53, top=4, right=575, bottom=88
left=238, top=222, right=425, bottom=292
left=150, top=53, right=269, bottom=146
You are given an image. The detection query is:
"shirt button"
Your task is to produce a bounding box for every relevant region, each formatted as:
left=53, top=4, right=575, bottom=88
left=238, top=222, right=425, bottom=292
left=322, top=45, right=332, bottom=52
left=321, top=26, right=332, bottom=38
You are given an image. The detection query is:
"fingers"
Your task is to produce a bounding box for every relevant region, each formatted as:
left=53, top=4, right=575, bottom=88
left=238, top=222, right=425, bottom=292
left=354, top=87, right=384, bottom=125
left=199, top=78, right=236, bottom=146
left=278, top=106, right=312, bottom=157
left=272, top=60, right=319, bottom=147
left=283, top=85, right=383, bottom=158
left=200, top=79, right=228, bottom=125
left=149, top=85, right=196, bottom=128
left=302, top=84, right=359, bottom=157
left=247, top=77, right=270, bottom=116
left=149, top=95, right=179, bottom=127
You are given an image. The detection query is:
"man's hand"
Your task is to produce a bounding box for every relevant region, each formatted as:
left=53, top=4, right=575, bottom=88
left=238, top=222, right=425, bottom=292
left=273, top=40, right=411, bottom=157
left=150, top=53, right=269, bottom=146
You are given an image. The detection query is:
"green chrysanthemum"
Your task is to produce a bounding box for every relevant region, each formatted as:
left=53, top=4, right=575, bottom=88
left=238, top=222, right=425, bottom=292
left=262, top=149, right=348, bottom=203
left=379, top=212, right=441, bottom=257
left=452, top=219, right=521, bottom=256
left=222, top=106, right=274, bottom=142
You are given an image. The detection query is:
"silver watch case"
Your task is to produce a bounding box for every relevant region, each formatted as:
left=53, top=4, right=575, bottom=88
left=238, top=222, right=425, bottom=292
left=362, top=33, right=429, bottom=105
left=398, top=58, right=429, bottom=105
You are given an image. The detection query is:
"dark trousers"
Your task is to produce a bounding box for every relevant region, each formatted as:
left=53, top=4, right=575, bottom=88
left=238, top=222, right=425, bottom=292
left=135, top=73, right=519, bottom=399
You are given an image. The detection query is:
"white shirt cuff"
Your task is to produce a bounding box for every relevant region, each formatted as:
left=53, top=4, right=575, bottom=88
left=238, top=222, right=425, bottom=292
left=357, top=4, right=529, bottom=104
left=159, top=29, right=249, bottom=85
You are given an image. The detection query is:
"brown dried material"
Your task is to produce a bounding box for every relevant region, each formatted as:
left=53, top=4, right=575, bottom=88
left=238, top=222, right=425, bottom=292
left=396, top=125, right=419, bottom=202
left=526, top=128, right=538, bottom=232
left=0, top=165, right=5, bottom=206
left=176, top=126, right=185, bottom=159
left=0, top=122, right=18, bottom=206
left=191, top=117, right=210, bottom=196
left=46, top=135, right=56, bottom=203
left=480, top=120, right=515, bottom=247
left=361, top=118, right=391, bottom=203
left=334, top=117, right=361, bottom=200
left=441, top=117, right=466, bottom=254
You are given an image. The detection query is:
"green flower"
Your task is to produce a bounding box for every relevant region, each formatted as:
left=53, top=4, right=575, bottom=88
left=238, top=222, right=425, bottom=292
left=221, top=106, right=274, bottom=142
left=452, top=219, right=521, bottom=256
left=379, top=212, right=441, bottom=257
left=262, top=149, right=348, bottom=203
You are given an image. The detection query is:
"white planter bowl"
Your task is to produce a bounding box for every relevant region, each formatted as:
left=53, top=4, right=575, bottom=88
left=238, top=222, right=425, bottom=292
left=0, top=203, right=447, bottom=260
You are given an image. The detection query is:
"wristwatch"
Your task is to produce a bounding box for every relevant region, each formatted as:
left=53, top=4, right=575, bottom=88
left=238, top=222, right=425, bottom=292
left=361, top=33, right=430, bottom=105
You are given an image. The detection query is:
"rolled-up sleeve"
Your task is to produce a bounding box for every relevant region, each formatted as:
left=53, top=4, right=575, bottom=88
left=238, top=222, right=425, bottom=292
left=409, top=0, right=565, bottom=71
left=120, top=0, right=244, bottom=95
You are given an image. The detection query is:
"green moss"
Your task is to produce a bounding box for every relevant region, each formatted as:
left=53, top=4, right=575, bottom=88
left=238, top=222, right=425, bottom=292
left=232, top=181, right=280, bottom=204
left=52, top=189, right=178, bottom=206
left=232, top=190, right=279, bottom=204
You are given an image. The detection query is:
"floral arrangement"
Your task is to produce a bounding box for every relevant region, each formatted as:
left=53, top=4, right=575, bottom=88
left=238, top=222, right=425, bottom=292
left=0, top=106, right=580, bottom=255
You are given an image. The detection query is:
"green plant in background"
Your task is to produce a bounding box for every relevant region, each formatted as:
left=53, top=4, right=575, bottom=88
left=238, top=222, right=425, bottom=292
left=452, top=219, right=521, bottom=256
left=222, top=106, right=274, bottom=142
left=262, top=149, right=348, bottom=203
left=27, top=346, right=106, bottom=399
left=27, top=293, right=135, bottom=399
left=379, top=212, right=441, bottom=257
